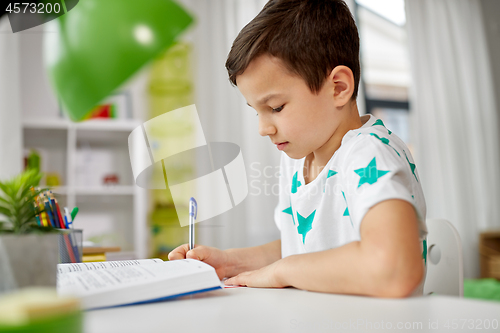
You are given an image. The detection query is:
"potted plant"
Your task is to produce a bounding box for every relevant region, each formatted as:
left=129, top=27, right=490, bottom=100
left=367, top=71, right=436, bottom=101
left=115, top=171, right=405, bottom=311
left=0, top=169, right=59, bottom=293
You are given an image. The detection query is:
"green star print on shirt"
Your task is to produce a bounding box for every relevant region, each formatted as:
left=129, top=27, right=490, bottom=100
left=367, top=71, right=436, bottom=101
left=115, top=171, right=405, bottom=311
left=327, top=170, right=337, bottom=178
left=422, top=239, right=427, bottom=265
left=372, top=119, right=392, bottom=135
left=341, top=191, right=353, bottom=228
left=354, top=157, right=390, bottom=187
left=369, top=133, right=400, bottom=157
left=282, top=205, right=295, bottom=225
left=323, top=169, right=338, bottom=192
left=297, top=210, right=316, bottom=244
left=404, top=150, right=418, bottom=182
left=291, top=172, right=302, bottom=194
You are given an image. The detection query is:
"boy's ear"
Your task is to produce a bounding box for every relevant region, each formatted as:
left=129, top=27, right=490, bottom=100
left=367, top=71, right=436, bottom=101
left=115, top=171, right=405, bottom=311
left=327, top=65, right=355, bottom=108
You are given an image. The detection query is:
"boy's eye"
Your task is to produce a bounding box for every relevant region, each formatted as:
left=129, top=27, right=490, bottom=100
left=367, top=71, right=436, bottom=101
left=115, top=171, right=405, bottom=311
left=272, top=105, right=284, bottom=113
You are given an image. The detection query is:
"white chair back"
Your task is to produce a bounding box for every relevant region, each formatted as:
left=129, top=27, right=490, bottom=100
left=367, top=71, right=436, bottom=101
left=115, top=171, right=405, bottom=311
left=423, top=219, right=464, bottom=297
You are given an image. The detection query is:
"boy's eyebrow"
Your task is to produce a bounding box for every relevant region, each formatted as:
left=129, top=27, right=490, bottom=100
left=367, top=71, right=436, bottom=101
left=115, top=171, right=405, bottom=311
left=247, top=93, right=284, bottom=108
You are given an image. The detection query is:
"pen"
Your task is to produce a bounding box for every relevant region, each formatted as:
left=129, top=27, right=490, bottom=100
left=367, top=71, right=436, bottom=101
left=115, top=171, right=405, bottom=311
left=49, top=191, right=65, bottom=229
left=64, top=207, right=72, bottom=229
left=71, top=207, right=79, bottom=221
left=189, top=197, right=197, bottom=251
left=42, top=195, right=55, bottom=227
left=48, top=193, right=61, bottom=228
left=38, top=196, right=49, bottom=227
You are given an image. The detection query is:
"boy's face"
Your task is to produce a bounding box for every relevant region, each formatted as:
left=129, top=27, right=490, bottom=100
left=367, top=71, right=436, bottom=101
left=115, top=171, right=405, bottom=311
left=236, top=54, right=343, bottom=160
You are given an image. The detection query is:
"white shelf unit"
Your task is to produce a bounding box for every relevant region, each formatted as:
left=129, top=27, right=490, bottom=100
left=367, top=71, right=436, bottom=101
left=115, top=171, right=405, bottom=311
left=17, top=27, right=151, bottom=260
left=22, top=119, right=148, bottom=259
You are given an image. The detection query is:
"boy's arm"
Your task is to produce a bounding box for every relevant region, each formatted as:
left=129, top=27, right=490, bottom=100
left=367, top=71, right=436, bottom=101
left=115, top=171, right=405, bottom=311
left=224, top=239, right=282, bottom=277
left=225, top=199, right=424, bottom=298
left=169, top=239, right=281, bottom=279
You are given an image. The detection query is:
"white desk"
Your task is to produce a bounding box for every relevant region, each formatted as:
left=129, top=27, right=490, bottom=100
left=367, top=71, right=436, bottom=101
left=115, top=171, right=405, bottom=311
left=85, top=287, right=500, bottom=333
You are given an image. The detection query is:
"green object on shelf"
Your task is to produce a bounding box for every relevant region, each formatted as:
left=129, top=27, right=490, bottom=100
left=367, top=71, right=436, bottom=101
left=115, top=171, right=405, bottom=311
left=27, top=149, right=41, bottom=172
left=44, top=0, right=194, bottom=122
left=45, top=173, right=61, bottom=187
left=464, top=278, right=500, bottom=302
left=0, top=311, right=82, bottom=333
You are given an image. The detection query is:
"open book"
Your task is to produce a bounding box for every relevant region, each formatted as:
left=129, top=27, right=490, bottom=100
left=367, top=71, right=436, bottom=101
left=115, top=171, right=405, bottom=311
left=57, top=259, right=222, bottom=310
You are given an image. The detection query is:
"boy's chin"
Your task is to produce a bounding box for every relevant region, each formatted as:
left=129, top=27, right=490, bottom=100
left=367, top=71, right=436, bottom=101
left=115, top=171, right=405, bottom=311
left=284, top=151, right=307, bottom=160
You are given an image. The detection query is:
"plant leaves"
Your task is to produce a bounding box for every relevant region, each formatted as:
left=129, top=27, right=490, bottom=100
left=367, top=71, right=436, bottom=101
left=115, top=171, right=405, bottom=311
left=0, top=169, right=54, bottom=234
left=0, top=205, right=12, bottom=216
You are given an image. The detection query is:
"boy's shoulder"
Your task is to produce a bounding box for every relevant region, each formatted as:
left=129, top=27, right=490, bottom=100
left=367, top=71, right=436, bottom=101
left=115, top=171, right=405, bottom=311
left=342, top=115, right=393, bottom=145
left=339, top=115, right=409, bottom=160
left=279, top=115, right=413, bottom=179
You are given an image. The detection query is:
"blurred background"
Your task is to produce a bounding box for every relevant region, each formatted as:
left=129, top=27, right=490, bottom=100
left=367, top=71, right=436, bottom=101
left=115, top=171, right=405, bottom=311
left=0, top=0, right=499, bottom=280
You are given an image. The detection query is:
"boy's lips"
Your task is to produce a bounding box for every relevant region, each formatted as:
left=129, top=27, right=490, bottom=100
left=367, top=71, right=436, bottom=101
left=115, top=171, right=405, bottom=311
left=276, top=142, right=289, bottom=151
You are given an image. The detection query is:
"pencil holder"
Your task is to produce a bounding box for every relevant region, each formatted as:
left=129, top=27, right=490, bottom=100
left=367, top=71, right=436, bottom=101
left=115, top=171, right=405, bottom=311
left=0, top=234, right=59, bottom=293
left=57, top=229, right=83, bottom=263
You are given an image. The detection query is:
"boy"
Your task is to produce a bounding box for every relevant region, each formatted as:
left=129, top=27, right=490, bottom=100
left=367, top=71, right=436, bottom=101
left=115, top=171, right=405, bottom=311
left=169, top=0, right=427, bottom=297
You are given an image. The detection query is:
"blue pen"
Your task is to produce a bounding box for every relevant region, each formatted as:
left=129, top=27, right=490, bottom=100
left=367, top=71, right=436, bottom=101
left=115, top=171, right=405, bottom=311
left=189, top=197, right=197, bottom=251
left=63, top=214, right=69, bottom=229
left=42, top=196, right=55, bottom=227
left=49, top=198, right=61, bottom=228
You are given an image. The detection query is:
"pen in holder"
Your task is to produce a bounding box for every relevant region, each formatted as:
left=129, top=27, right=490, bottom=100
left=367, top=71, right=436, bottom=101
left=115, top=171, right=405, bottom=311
left=189, top=197, right=197, bottom=251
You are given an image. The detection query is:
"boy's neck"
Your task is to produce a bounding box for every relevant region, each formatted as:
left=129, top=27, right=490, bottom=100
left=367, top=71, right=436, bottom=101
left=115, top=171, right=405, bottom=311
left=303, top=101, right=364, bottom=185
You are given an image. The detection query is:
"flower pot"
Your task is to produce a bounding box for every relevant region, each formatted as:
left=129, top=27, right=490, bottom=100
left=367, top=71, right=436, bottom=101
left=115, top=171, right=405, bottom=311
left=0, top=234, right=59, bottom=293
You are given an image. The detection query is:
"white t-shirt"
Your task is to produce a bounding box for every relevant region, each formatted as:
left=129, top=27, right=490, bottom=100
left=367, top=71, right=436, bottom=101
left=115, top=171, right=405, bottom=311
left=274, top=114, right=427, bottom=295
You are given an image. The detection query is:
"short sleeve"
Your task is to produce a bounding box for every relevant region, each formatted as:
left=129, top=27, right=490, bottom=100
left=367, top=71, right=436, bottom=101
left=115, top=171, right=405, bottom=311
left=274, top=153, right=290, bottom=232
left=341, top=135, right=421, bottom=231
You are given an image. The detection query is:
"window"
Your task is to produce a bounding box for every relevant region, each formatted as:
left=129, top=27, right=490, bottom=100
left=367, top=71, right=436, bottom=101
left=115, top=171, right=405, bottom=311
left=354, top=0, right=411, bottom=144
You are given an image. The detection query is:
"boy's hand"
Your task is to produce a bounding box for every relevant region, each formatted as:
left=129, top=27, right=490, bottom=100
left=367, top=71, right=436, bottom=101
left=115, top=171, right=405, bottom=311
left=168, top=244, right=230, bottom=280
left=223, top=260, right=287, bottom=288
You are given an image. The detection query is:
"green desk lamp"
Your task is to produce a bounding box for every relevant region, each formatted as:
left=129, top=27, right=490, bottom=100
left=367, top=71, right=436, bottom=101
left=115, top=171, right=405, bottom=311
left=44, top=0, right=193, bottom=122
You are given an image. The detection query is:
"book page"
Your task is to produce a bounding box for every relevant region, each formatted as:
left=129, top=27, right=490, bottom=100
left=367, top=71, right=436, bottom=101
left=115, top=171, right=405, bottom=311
left=57, top=259, right=164, bottom=274
left=57, top=259, right=215, bottom=297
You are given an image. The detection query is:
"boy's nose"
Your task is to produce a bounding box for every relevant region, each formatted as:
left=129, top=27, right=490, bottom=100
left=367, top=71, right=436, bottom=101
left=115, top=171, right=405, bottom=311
left=258, top=117, right=277, bottom=137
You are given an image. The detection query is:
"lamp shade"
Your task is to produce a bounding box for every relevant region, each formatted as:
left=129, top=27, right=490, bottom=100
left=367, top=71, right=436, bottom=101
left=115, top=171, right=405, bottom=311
left=44, top=0, right=193, bottom=122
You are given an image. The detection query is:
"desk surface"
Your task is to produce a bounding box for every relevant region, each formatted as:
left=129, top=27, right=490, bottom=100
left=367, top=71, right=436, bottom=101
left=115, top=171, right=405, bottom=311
left=85, top=287, right=500, bottom=333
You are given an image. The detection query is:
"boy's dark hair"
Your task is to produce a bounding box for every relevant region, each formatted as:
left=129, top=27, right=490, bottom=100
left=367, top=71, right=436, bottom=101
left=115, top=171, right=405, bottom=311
left=226, top=0, right=360, bottom=100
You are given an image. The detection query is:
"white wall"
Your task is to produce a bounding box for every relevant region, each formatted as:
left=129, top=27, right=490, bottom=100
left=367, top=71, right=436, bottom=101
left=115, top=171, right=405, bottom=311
left=0, top=17, right=23, bottom=181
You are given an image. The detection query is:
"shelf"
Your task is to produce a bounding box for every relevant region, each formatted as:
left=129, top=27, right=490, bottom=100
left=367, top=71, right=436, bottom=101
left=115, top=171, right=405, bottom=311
left=74, top=119, right=141, bottom=132
left=51, top=186, right=69, bottom=195
left=52, top=186, right=136, bottom=195
left=75, top=186, right=135, bottom=196
left=23, top=118, right=70, bottom=130
left=23, top=118, right=141, bottom=132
